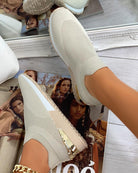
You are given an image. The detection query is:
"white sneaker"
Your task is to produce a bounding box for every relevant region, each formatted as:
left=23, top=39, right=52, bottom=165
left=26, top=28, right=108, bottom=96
left=49, top=7, right=106, bottom=106
left=55, top=0, right=89, bottom=15
left=23, top=0, right=55, bottom=15
left=0, top=14, right=22, bottom=39
left=18, top=73, right=87, bottom=169
left=0, top=36, right=19, bottom=84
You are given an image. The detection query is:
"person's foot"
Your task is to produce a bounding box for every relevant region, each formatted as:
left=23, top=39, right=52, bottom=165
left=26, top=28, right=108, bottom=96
left=18, top=73, right=87, bottom=169
left=55, top=0, right=89, bottom=15
left=49, top=7, right=106, bottom=106
left=23, top=0, right=55, bottom=15
left=0, top=36, right=19, bottom=84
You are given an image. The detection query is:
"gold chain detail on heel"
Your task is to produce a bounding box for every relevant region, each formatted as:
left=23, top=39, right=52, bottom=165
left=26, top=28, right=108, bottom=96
left=13, top=164, right=38, bottom=173
left=58, top=129, right=79, bottom=159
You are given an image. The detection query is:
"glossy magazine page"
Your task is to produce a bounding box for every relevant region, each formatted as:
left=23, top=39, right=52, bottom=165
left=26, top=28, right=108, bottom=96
left=0, top=70, right=108, bottom=173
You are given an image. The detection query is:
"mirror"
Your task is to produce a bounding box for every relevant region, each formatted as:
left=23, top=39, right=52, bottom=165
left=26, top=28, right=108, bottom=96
left=0, top=0, right=138, bottom=40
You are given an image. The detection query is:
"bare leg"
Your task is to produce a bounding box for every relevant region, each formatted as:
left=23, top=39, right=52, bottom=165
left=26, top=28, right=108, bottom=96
left=85, top=67, right=138, bottom=138
left=19, top=139, right=50, bottom=173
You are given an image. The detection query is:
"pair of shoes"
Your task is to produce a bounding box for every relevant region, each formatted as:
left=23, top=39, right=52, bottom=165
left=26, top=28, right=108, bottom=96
left=18, top=7, right=106, bottom=170
left=0, top=36, right=19, bottom=84
left=23, top=0, right=89, bottom=15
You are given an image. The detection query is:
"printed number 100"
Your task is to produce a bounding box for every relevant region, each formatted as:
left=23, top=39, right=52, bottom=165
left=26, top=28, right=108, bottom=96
left=51, top=163, right=95, bottom=173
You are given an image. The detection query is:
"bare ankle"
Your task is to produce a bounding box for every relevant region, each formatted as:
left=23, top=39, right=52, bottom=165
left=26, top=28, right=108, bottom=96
left=85, top=67, right=109, bottom=98
left=20, top=139, right=50, bottom=173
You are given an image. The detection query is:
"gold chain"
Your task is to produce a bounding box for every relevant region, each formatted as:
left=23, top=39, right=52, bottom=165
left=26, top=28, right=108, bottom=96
left=13, top=164, right=38, bottom=173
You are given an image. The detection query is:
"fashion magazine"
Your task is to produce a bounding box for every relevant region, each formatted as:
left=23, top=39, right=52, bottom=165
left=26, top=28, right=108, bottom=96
left=0, top=69, right=108, bottom=173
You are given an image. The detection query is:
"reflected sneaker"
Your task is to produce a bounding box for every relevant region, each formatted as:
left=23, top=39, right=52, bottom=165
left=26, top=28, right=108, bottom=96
left=18, top=74, right=87, bottom=169
left=0, top=14, right=22, bottom=39
left=55, top=0, right=89, bottom=15
left=49, top=8, right=106, bottom=106
left=0, top=36, right=19, bottom=84
left=23, top=0, right=55, bottom=15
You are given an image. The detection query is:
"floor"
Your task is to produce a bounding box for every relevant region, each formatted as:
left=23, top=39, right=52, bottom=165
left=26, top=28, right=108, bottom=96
left=102, top=112, right=138, bottom=173
left=80, top=0, right=138, bottom=29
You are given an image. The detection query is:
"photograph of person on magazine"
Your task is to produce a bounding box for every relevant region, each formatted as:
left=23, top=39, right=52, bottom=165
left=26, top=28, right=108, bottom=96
left=0, top=89, right=24, bottom=140
left=61, top=93, right=96, bottom=138
left=60, top=93, right=96, bottom=171
left=50, top=76, right=106, bottom=173
left=0, top=70, right=38, bottom=141
left=59, top=93, right=105, bottom=173
left=24, top=70, right=38, bottom=82
left=51, top=78, right=72, bottom=109
left=0, top=70, right=107, bottom=173
left=27, top=15, right=38, bottom=29
left=17, top=3, right=39, bottom=32
left=9, top=94, right=24, bottom=128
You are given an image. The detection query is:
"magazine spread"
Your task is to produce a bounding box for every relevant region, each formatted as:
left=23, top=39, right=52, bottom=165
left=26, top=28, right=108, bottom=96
left=0, top=68, right=108, bottom=173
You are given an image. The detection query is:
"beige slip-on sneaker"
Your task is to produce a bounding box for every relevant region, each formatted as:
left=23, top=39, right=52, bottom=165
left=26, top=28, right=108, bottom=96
left=18, top=74, right=87, bottom=169
left=0, top=36, right=19, bottom=84
left=55, top=0, right=89, bottom=15
left=49, top=8, right=106, bottom=106
left=23, top=0, right=55, bottom=15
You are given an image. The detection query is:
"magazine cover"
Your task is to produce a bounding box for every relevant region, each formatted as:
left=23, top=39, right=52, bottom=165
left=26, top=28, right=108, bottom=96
left=0, top=68, right=108, bottom=173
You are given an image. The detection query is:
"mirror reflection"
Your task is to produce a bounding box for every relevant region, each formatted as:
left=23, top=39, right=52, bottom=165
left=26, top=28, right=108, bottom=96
left=0, top=0, right=138, bottom=40
left=0, top=0, right=52, bottom=38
